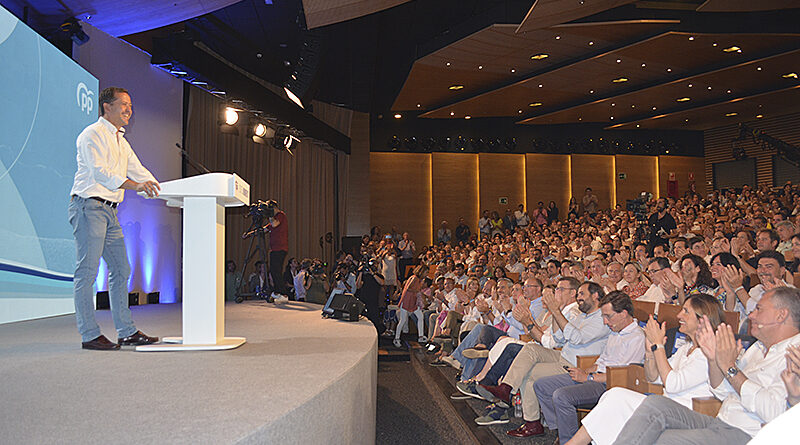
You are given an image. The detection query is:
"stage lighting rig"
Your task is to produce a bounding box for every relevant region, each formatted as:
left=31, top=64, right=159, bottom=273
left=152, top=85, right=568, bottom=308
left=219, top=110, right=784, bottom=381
left=219, top=106, right=240, bottom=135
left=250, top=118, right=276, bottom=145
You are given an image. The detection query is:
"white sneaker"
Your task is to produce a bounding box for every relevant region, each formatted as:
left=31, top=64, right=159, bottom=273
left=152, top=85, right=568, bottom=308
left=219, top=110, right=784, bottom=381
left=272, top=294, right=289, bottom=304
left=393, top=338, right=402, bottom=348
left=418, top=336, right=428, bottom=343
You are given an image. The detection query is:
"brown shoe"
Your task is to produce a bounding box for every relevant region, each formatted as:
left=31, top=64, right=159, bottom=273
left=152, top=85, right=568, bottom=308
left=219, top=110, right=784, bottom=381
left=82, top=335, right=120, bottom=350
left=479, top=383, right=512, bottom=404
left=463, top=348, right=490, bottom=359
left=118, top=331, right=159, bottom=346
left=506, top=420, right=545, bottom=438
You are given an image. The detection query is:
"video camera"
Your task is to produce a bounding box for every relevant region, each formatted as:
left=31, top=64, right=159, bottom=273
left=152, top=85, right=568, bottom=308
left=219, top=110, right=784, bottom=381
left=626, top=191, right=651, bottom=222
left=247, top=199, right=277, bottom=221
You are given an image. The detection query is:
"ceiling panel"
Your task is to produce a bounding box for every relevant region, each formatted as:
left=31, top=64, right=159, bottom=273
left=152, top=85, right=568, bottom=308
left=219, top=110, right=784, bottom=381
left=392, top=21, right=675, bottom=111
left=516, top=0, right=638, bottom=33
left=302, top=0, right=411, bottom=29
left=696, top=0, right=800, bottom=12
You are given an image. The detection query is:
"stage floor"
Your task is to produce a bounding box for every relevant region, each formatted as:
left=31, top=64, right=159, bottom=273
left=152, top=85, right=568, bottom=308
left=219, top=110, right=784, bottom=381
left=0, top=301, right=377, bottom=444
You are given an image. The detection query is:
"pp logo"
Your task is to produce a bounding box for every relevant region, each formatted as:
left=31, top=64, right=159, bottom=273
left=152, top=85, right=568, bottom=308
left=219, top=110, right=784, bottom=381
left=76, top=82, right=94, bottom=115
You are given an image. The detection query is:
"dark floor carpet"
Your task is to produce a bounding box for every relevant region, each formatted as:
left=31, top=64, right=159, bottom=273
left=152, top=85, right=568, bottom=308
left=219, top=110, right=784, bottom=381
left=376, top=359, right=471, bottom=445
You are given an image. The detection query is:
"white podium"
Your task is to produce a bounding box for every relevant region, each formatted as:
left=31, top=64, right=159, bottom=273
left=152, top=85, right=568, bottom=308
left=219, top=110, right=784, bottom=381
left=136, top=173, right=250, bottom=351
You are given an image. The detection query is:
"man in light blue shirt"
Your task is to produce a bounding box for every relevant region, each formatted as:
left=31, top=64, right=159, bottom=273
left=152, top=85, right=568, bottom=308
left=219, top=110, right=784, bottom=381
left=481, top=279, right=610, bottom=437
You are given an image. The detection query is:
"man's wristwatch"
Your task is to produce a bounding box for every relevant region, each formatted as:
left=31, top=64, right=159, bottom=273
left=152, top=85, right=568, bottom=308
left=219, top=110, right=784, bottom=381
left=651, top=343, right=665, bottom=352
left=526, top=323, right=536, bottom=332
left=587, top=373, right=595, bottom=382
left=726, top=366, right=740, bottom=379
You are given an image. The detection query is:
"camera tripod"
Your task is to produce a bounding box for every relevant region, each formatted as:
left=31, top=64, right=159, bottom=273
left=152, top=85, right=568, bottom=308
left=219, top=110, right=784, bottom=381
left=235, top=217, right=273, bottom=303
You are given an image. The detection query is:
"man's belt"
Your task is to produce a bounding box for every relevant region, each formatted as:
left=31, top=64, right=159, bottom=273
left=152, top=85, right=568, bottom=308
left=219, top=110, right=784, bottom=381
left=89, top=196, right=119, bottom=208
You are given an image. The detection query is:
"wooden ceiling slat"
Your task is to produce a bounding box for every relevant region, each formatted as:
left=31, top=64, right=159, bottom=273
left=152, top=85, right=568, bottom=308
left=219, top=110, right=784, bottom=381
left=516, top=0, right=639, bottom=33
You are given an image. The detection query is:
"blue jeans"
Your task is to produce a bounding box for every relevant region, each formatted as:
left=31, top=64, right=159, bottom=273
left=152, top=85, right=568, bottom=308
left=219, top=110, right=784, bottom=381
left=534, top=373, right=607, bottom=444
left=69, top=196, right=137, bottom=342
left=452, top=324, right=507, bottom=381
left=481, top=343, right=523, bottom=385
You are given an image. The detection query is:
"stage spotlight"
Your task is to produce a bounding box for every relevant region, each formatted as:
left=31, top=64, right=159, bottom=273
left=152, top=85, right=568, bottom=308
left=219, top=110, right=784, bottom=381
left=284, top=86, right=304, bottom=109
left=225, top=107, right=239, bottom=125
left=251, top=121, right=275, bottom=144
left=254, top=123, right=267, bottom=137
left=60, top=18, right=89, bottom=46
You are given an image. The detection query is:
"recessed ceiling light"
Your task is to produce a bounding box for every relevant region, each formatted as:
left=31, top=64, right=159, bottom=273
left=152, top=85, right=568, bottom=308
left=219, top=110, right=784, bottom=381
left=578, top=117, right=582, bottom=121
left=665, top=150, right=670, bottom=154
left=685, top=119, right=689, bottom=122
left=511, top=69, right=516, bottom=73
left=666, top=68, right=672, bottom=72
left=538, top=84, right=543, bottom=88
left=450, top=111, right=454, bottom=116
left=531, top=54, right=549, bottom=60
left=416, top=104, right=421, bottom=108
left=727, top=89, right=732, bottom=93
left=449, top=84, right=464, bottom=90
left=756, top=114, right=764, bottom=118
left=611, top=103, right=616, bottom=107
left=725, top=112, right=738, bottom=117
left=465, top=116, right=471, bottom=120
left=688, top=84, right=693, bottom=87
left=783, top=72, right=798, bottom=79
left=394, top=113, right=402, bottom=119
left=616, top=59, right=621, bottom=63
left=612, top=77, right=628, bottom=83
left=757, top=66, right=762, bottom=71
left=555, top=35, right=561, bottom=40
left=723, top=46, right=740, bottom=53
left=631, top=105, right=635, bottom=108
left=712, top=42, right=718, bottom=47
left=677, top=97, right=691, bottom=102
left=652, top=106, right=657, bottom=110
left=529, top=102, right=542, bottom=107
left=589, top=90, right=594, bottom=93
left=636, top=124, right=640, bottom=128
left=588, top=41, right=594, bottom=45
left=518, top=110, right=523, bottom=113
left=641, top=63, right=646, bottom=67
left=478, top=65, right=483, bottom=70
left=446, top=62, right=451, bottom=66
left=708, top=86, right=712, bottom=90
left=688, top=36, right=694, bottom=41
left=610, top=116, right=614, bottom=120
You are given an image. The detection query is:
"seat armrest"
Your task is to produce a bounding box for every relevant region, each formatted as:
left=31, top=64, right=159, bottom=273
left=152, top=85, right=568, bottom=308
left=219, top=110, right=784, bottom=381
left=692, top=397, right=722, bottom=417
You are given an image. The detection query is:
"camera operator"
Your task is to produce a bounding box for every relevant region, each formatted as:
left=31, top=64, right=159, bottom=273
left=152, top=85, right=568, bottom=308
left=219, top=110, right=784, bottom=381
left=332, top=263, right=356, bottom=294
left=306, top=260, right=331, bottom=305
left=293, top=259, right=311, bottom=302
left=262, top=200, right=289, bottom=300
left=647, top=197, right=676, bottom=251
left=355, top=255, right=387, bottom=335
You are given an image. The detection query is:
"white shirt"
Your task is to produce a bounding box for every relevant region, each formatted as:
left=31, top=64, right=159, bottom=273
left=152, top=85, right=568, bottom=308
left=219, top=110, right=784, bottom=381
left=293, top=270, right=307, bottom=300
left=747, top=281, right=793, bottom=314
left=712, top=333, right=800, bottom=437
left=638, top=283, right=668, bottom=303
left=652, top=343, right=713, bottom=407
left=747, top=403, right=800, bottom=444
left=515, top=210, right=530, bottom=227
left=553, top=307, right=610, bottom=367
left=71, top=117, right=157, bottom=202
left=593, top=321, right=646, bottom=373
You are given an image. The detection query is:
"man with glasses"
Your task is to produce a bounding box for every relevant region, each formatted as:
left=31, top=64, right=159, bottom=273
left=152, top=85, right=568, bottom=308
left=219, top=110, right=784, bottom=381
left=639, top=257, right=670, bottom=303
left=480, top=279, right=610, bottom=437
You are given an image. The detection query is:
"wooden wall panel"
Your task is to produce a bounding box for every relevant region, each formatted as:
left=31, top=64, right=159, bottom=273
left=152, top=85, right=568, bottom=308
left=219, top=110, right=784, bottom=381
left=615, top=155, right=658, bottom=203
left=432, top=153, right=479, bottom=237
left=346, top=112, right=370, bottom=236
left=571, top=154, right=615, bottom=210
left=479, top=153, right=526, bottom=218
left=658, top=156, right=707, bottom=199
left=526, top=153, right=570, bottom=217
left=370, top=153, right=432, bottom=244
left=704, top=112, right=800, bottom=189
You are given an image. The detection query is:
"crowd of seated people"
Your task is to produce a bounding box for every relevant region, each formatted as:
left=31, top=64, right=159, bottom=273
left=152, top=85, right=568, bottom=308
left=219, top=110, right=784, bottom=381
left=383, top=182, right=800, bottom=444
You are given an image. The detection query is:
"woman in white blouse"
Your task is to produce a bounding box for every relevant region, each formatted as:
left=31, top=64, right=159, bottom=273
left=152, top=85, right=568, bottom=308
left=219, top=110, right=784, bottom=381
left=566, top=293, right=725, bottom=445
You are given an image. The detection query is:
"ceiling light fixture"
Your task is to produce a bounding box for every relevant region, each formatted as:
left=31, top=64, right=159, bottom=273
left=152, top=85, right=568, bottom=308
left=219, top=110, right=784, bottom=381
left=450, top=111, right=455, bottom=116
left=666, top=68, right=672, bottom=72
left=518, top=110, right=523, bottom=113
left=446, top=62, right=451, bottom=66
left=611, top=103, right=616, bottom=106
left=449, top=84, right=464, bottom=90
left=636, top=124, right=640, bottom=128
left=616, top=59, right=621, bottom=63
left=783, top=72, right=798, bottom=79
left=538, top=84, right=543, bottom=88
left=723, top=46, right=740, bottom=53
left=531, top=54, right=549, bottom=60
left=416, top=104, right=421, bottom=108
left=688, top=83, right=693, bottom=87
left=677, top=97, right=691, bottom=102
left=394, top=113, right=402, bottom=119
left=688, top=36, right=694, bottom=41
left=725, top=112, right=738, bottom=117
left=224, top=107, right=239, bottom=125
left=555, top=35, right=561, bottom=40
left=478, top=65, right=483, bottom=70
left=284, top=86, right=304, bottom=109
left=465, top=116, right=471, bottom=120
left=529, top=102, right=542, bottom=107
left=511, top=69, right=516, bottom=73
left=588, top=41, right=594, bottom=45
left=756, top=114, right=764, bottom=118
left=641, top=63, right=646, bottom=67
left=757, top=67, right=762, bottom=71
left=612, top=77, right=628, bottom=83
left=589, top=90, right=594, bottom=93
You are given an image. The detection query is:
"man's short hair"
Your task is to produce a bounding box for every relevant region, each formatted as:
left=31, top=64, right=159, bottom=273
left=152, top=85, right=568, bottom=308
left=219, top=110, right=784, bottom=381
left=582, top=281, right=606, bottom=300
left=558, top=276, right=581, bottom=290
left=600, top=290, right=634, bottom=316
left=770, top=287, right=800, bottom=330
left=688, top=237, right=706, bottom=249
left=649, top=256, right=671, bottom=270
left=758, top=229, right=780, bottom=246
left=98, top=87, right=128, bottom=116
left=673, top=237, right=689, bottom=248
left=756, top=250, right=786, bottom=268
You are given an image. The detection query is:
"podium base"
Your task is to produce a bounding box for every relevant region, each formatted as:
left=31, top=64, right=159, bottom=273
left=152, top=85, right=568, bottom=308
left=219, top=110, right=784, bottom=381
left=135, top=336, right=246, bottom=352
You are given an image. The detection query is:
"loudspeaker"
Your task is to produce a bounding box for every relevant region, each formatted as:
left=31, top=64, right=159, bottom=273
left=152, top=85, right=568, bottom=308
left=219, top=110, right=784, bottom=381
left=147, top=292, right=160, bottom=304
left=128, top=292, right=139, bottom=306
left=96, top=291, right=109, bottom=310
left=329, top=293, right=364, bottom=322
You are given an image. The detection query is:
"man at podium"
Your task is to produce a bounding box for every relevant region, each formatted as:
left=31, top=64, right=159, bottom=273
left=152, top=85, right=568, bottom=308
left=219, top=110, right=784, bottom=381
left=68, top=87, right=160, bottom=350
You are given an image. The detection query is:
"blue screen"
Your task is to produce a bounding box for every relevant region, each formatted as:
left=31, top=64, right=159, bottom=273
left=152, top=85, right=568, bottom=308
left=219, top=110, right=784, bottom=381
left=0, top=5, right=99, bottom=321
